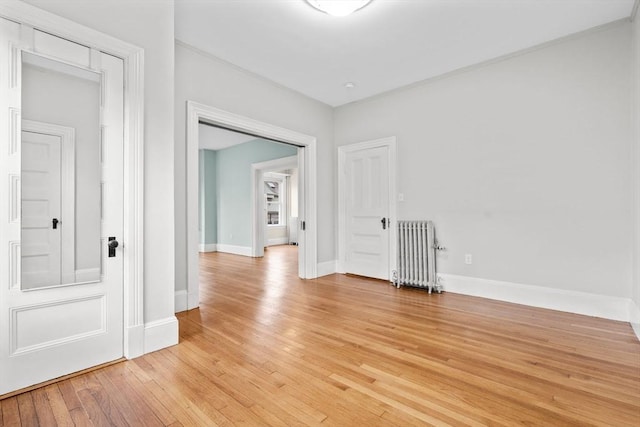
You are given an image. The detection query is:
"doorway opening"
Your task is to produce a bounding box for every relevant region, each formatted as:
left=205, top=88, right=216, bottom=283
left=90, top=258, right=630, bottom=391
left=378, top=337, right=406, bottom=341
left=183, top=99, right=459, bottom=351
left=197, top=124, right=300, bottom=265
left=184, top=101, right=318, bottom=312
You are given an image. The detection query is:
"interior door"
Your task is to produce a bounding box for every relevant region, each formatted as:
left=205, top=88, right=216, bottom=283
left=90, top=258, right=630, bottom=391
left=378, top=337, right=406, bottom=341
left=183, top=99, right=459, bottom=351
left=0, top=19, right=125, bottom=395
left=344, top=145, right=391, bottom=280
left=21, top=130, right=62, bottom=288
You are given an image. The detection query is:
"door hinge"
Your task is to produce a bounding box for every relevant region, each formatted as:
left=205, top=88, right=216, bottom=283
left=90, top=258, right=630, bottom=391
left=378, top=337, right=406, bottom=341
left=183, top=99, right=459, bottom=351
left=301, top=221, right=306, bottom=231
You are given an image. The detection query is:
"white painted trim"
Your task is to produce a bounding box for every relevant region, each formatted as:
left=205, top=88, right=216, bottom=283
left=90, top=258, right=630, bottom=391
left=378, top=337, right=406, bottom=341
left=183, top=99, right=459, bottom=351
left=439, top=274, right=633, bottom=322
left=126, top=324, right=144, bottom=358
left=199, top=243, right=217, bottom=253
left=252, top=155, right=298, bottom=257
left=216, top=244, right=253, bottom=257
left=317, top=260, right=337, bottom=278
left=74, top=268, right=100, bottom=283
left=186, top=102, right=319, bottom=312
left=632, top=0, right=639, bottom=21
left=0, top=1, right=145, bottom=359
left=144, top=316, right=179, bottom=354
left=338, top=137, right=398, bottom=280
left=267, top=237, right=289, bottom=246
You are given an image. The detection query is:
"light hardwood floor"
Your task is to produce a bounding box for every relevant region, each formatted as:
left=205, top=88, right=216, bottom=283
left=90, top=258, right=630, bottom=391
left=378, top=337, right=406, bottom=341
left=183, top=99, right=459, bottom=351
left=2, top=245, right=639, bottom=426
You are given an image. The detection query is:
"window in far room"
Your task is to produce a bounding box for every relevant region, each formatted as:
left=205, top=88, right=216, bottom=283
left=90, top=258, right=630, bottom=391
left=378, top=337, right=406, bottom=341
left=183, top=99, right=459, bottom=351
left=265, top=175, right=286, bottom=226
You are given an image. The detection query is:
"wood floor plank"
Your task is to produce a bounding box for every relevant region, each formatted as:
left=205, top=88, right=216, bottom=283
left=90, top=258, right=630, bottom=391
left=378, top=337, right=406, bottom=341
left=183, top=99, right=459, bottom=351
left=0, top=396, right=21, bottom=427
left=101, top=363, right=166, bottom=427
left=16, top=393, right=38, bottom=426
left=31, top=387, right=57, bottom=426
left=43, top=384, right=74, bottom=427
left=74, top=387, right=112, bottom=427
left=2, top=245, right=639, bottom=426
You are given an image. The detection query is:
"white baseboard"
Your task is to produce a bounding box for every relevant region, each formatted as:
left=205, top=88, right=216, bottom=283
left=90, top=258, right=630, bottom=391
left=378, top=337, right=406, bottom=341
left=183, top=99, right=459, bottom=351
left=439, top=274, right=632, bottom=322
left=216, top=244, right=252, bottom=257
left=144, top=316, right=179, bottom=354
left=267, top=237, right=289, bottom=246
left=317, top=260, right=337, bottom=278
left=198, top=243, right=217, bottom=253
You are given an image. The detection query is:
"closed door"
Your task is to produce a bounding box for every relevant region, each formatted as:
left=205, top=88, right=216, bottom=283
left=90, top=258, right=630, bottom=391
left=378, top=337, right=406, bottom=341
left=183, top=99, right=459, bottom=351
left=0, top=20, right=125, bottom=395
left=344, top=145, right=391, bottom=280
left=21, top=130, right=62, bottom=288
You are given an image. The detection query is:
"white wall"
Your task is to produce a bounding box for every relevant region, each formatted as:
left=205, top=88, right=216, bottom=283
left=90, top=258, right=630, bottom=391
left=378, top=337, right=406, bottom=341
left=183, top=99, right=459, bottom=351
left=23, top=0, right=177, bottom=326
left=335, top=23, right=634, bottom=302
left=174, top=42, right=335, bottom=293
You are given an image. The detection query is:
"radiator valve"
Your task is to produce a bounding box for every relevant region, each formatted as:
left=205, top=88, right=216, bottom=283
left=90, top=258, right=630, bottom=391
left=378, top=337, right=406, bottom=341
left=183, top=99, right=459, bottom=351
left=433, top=239, right=446, bottom=251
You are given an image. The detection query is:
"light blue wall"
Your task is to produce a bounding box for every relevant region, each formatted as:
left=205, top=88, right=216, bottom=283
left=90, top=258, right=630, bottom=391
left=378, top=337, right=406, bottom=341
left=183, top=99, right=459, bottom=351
left=217, top=139, right=297, bottom=247
left=199, top=149, right=217, bottom=245
left=199, top=138, right=297, bottom=249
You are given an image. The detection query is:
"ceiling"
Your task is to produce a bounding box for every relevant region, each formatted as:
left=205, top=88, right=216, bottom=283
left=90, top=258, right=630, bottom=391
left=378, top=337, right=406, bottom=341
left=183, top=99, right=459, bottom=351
left=176, top=0, right=635, bottom=107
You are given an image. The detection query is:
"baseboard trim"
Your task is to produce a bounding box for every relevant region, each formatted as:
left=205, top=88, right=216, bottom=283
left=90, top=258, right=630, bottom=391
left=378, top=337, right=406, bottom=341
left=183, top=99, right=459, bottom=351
left=317, top=260, right=337, bottom=278
left=216, top=244, right=252, bottom=257
left=267, top=237, right=289, bottom=246
left=144, top=316, right=179, bottom=354
left=438, top=274, right=632, bottom=322
left=198, top=243, right=217, bottom=253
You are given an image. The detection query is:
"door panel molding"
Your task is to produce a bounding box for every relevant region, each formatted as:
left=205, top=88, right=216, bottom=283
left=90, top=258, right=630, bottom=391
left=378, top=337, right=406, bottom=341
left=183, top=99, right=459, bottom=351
left=0, top=0, right=145, bottom=365
left=338, top=137, right=398, bottom=279
left=10, top=294, right=106, bottom=356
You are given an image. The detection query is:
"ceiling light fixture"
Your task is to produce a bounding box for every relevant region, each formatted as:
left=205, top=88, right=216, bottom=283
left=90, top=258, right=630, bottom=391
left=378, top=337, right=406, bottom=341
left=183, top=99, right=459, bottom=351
left=306, top=0, right=373, bottom=17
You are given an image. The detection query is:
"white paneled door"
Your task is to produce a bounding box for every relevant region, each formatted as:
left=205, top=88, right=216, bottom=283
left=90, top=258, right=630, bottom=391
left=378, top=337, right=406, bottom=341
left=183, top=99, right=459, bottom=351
left=343, top=145, right=392, bottom=281
left=0, top=18, right=124, bottom=395
left=20, top=131, right=62, bottom=288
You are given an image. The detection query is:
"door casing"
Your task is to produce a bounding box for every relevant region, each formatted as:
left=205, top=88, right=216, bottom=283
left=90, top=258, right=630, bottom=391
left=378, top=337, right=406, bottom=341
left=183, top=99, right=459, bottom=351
left=0, top=1, right=145, bottom=359
left=185, top=101, right=319, bottom=313
left=251, top=155, right=299, bottom=257
left=338, top=137, right=398, bottom=280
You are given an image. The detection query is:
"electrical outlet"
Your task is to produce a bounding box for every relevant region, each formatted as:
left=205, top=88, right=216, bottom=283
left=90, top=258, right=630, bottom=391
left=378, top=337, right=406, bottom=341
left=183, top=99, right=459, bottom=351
left=465, top=254, right=473, bottom=265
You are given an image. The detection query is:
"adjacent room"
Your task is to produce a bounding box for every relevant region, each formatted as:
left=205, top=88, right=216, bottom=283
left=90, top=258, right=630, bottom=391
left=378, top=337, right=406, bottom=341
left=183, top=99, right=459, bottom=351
left=0, top=0, right=638, bottom=425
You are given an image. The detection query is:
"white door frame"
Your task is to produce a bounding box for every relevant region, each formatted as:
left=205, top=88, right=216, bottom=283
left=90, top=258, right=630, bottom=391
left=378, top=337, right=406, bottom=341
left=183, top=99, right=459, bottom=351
left=0, top=1, right=145, bottom=359
left=338, top=137, right=398, bottom=279
left=186, top=101, right=318, bottom=311
left=251, top=155, right=298, bottom=256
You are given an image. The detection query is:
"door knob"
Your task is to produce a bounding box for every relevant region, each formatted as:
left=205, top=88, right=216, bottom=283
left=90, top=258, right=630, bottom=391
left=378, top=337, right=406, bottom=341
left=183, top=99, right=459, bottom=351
left=52, top=218, right=59, bottom=229
left=108, top=237, right=119, bottom=257
left=381, top=217, right=387, bottom=230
